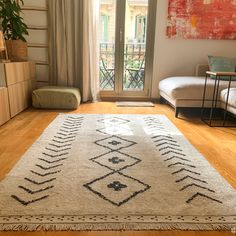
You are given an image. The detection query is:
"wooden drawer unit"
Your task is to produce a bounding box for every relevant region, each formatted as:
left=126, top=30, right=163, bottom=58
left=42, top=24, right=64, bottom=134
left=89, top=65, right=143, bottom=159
left=0, top=87, right=10, bottom=126
left=4, top=62, right=36, bottom=85
left=7, top=80, right=33, bottom=117
left=0, top=62, right=36, bottom=122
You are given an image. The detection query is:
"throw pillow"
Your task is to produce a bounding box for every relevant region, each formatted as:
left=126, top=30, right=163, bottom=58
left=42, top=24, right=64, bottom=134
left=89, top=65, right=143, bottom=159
left=208, top=56, right=236, bottom=80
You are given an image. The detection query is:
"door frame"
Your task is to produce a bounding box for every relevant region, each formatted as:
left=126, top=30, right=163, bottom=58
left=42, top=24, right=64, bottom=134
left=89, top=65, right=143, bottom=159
left=99, top=0, right=157, bottom=100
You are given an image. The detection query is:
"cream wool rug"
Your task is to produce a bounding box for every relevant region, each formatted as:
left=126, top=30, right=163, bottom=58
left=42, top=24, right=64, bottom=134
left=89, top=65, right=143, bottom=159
left=0, top=114, right=235, bottom=231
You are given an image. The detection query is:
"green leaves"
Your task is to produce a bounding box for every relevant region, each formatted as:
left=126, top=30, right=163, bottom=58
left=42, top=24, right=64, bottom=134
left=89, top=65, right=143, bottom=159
left=0, top=0, right=28, bottom=42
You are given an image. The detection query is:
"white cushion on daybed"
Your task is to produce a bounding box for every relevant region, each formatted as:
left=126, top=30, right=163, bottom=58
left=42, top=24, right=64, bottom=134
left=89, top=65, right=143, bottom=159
left=220, top=88, right=236, bottom=115
left=221, top=88, right=236, bottom=107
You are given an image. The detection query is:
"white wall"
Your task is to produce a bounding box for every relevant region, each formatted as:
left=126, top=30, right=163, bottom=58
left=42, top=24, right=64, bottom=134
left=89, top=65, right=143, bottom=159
left=151, top=0, right=236, bottom=98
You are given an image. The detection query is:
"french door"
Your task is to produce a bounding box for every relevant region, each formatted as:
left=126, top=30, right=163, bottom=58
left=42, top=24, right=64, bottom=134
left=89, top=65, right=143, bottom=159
left=99, top=0, right=156, bottom=99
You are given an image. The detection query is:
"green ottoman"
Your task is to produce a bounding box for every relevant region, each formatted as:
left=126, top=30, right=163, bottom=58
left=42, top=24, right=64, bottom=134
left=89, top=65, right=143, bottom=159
left=32, top=86, right=81, bottom=110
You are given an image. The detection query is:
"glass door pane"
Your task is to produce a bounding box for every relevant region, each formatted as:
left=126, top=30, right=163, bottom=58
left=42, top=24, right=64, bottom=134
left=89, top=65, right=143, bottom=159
left=123, top=0, right=148, bottom=91
left=99, top=0, right=117, bottom=91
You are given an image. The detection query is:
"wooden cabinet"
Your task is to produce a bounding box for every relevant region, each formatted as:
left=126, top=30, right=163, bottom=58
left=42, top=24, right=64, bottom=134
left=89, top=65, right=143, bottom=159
left=0, top=61, right=36, bottom=125
left=0, top=87, right=10, bottom=126
left=4, top=62, right=35, bottom=86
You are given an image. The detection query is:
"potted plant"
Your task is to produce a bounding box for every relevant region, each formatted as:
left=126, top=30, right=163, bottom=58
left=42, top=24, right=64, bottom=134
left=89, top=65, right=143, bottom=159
left=0, top=0, right=28, bottom=61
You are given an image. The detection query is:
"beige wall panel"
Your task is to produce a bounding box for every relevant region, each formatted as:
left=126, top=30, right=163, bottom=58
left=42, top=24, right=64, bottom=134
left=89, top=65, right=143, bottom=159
left=28, top=48, right=48, bottom=62
left=0, top=88, right=10, bottom=126
left=21, top=11, right=47, bottom=27
left=24, top=0, right=47, bottom=8
left=36, top=65, right=49, bottom=82
left=36, top=81, right=49, bottom=88
left=25, top=30, right=47, bottom=44
left=22, top=0, right=48, bottom=89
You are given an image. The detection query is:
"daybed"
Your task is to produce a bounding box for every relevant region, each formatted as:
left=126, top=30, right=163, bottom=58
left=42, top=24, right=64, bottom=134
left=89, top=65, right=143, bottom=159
left=159, top=65, right=236, bottom=117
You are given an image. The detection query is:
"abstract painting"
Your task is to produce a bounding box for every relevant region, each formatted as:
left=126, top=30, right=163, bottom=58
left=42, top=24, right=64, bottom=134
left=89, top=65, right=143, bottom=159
left=167, top=0, right=236, bottom=39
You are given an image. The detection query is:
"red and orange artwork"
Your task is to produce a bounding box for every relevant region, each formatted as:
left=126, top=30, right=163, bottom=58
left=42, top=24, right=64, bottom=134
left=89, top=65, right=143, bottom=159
left=167, top=0, right=236, bottom=39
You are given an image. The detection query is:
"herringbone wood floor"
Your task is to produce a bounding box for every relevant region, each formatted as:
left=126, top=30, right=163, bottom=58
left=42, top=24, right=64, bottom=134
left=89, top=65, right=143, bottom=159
left=0, top=102, right=235, bottom=236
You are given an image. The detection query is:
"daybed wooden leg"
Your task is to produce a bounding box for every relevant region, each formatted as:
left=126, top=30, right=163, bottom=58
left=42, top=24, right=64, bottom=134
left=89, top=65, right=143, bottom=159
left=175, top=108, right=180, bottom=118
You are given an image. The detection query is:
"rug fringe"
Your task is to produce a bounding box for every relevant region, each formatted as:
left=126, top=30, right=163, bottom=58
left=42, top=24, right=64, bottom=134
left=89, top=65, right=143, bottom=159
left=0, top=223, right=235, bottom=231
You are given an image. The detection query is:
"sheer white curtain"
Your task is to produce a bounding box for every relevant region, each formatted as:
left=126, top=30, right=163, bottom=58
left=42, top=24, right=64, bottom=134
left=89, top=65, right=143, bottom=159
left=48, top=0, right=100, bottom=102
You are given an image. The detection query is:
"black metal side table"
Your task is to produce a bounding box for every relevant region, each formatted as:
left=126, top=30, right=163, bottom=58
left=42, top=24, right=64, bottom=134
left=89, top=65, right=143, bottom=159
left=201, top=71, right=236, bottom=127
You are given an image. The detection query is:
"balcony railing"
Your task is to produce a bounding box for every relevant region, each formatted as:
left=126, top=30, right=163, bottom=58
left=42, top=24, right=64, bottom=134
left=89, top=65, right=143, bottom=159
left=100, top=43, right=146, bottom=91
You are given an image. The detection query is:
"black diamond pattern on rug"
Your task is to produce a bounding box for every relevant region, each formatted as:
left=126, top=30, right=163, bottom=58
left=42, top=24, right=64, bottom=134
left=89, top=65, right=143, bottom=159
left=107, top=181, right=127, bottom=191
left=97, top=117, right=130, bottom=125
left=84, top=172, right=150, bottom=206
left=84, top=116, right=150, bottom=206
left=97, top=126, right=131, bottom=135
left=95, top=136, right=137, bottom=151
left=90, top=151, right=141, bottom=171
